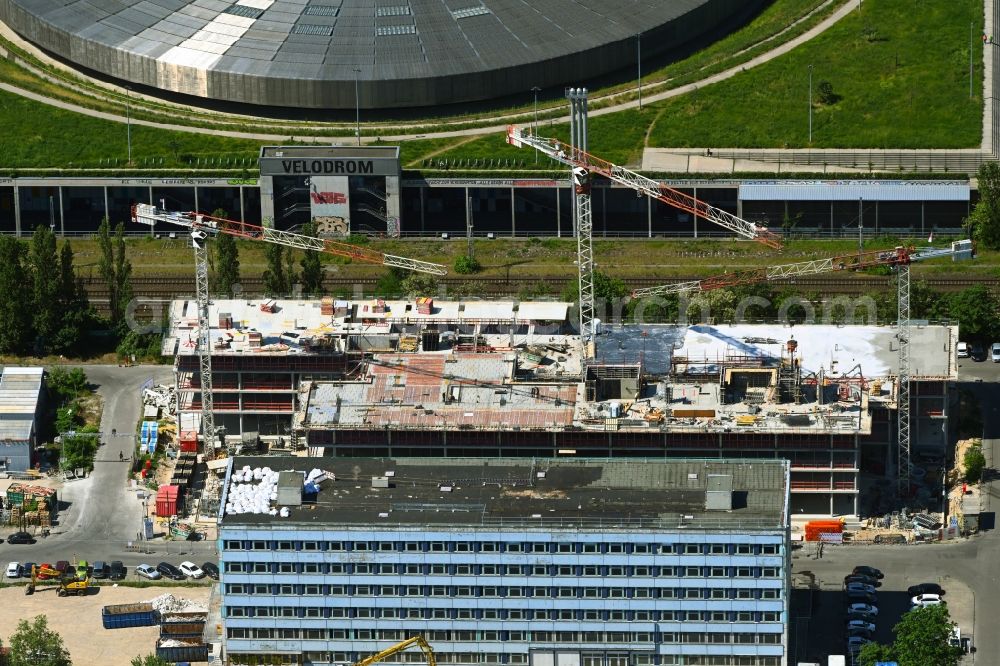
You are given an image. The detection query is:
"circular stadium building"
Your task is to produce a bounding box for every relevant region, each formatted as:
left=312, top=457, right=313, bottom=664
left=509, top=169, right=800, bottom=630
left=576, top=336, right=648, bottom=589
left=0, top=0, right=765, bottom=110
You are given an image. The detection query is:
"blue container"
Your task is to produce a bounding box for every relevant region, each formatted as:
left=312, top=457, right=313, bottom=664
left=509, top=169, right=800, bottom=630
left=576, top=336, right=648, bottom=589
left=155, top=640, right=209, bottom=663
left=101, top=603, right=159, bottom=629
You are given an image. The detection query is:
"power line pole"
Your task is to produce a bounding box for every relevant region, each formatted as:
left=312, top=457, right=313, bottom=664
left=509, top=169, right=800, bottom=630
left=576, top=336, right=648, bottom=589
left=808, top=65, right=813, bottom=144
left=970, top=21, right=975, bottom=99
left=531, top=86, right=541, bottom=163
left=125, top=86, right=132, bottom=165
left=466, top=196, right=474, bottom=261
left=637, top=33, right=642, bottom=110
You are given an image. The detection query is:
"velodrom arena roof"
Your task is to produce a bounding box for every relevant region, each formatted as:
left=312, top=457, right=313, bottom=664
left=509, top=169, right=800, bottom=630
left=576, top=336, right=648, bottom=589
left=0, top=0, right=765, bottom=109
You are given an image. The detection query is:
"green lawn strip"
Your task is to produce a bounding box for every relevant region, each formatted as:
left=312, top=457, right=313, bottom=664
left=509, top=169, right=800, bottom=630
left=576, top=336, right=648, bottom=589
left=647, top=0, right=983, bottom=149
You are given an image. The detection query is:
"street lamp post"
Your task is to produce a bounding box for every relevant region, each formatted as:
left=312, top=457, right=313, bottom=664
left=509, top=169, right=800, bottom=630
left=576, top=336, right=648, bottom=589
left=353, top=68, right=362, bottom=147
left=125, top=86, right=132, bottom=165
left=808, top=65, right=813, bottom=144
left=637, top=33, right=643, bottom=110
left=531, top=86, right=541, bottom=163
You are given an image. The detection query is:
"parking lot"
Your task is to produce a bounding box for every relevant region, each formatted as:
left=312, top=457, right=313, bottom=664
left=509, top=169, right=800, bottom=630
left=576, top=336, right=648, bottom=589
left=791, top=544, right=975, bottom=663
left=0, top=584, right=210, bottom=666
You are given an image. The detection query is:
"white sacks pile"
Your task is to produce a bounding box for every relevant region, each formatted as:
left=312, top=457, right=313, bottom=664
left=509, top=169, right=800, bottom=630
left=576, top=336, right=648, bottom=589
left=225, top=465, right=280, bottom=516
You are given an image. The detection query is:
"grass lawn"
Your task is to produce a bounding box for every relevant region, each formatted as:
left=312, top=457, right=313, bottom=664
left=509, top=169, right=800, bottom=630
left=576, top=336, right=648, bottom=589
left=646, top=0, right=984, bottom=148
left=67, top=235, right=999, bottom=282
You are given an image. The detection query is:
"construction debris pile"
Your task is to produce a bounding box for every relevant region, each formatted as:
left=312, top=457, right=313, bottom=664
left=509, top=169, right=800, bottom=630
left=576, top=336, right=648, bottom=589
left=225, top=466, right=281, bottom=516
left=145, top=593, right=208, bottom=614
left=143, top=384, right=176, bottom=416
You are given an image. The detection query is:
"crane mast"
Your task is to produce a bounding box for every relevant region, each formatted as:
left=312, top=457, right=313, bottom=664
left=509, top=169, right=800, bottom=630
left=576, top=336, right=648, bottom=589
left=506, top=126, right=782, bottom=249
left=566, top=88, right=596, bottom=342
left=132, top=203, right=447, bottom=450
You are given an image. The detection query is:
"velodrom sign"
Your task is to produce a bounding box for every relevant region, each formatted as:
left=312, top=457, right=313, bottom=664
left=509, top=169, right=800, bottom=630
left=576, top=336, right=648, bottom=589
left=258, top=147, right=400, bottom=178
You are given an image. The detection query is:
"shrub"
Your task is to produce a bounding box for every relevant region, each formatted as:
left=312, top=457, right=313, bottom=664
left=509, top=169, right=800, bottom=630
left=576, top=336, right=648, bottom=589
left=964, top=446, right=986, bottom=483
left=453, top=255, right=482, bottom=274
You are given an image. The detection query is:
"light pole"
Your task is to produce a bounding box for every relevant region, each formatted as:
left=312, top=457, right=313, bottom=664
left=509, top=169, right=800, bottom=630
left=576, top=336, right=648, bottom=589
left=125, top=86, right=132, bottom=165
left=353, top=68, right=362, bottom=147
left=531, top=86, right=541, bottom=163
left=637, top=33, right=643, bottom=110
left=808, top=65, right=813, bottom=144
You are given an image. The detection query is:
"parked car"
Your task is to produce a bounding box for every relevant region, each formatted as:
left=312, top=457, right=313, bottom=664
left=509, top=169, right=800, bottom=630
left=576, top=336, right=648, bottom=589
left=847, top=609, right=877, bottom=622
left=109, top=561, right=126, bottom=581
left=178, top=561, right=205, bottom=579
left=847, top=636, right=873, bottom=654
left=846, top=620, right=876, bottom=633
left=991, top=342, right=1000, bottom=362
left=846, top=603, right=879, bottom=617
left=845, top=582, right=877, bottom=595
left=75, top=560, right=89, bottom=579
left=911, top=593, right=944, bottom=608
left=5, top=562, right=19, bottom=578
left=971, top=343, right=987, bottom=361
left=54, top=560, right=70, bottom=574
left=201, top=562, right=219, bottom=581
left=35, top=563, right=58, bottom=579
left=156, top=562, right=185, bottom=581
left=135, top=564, right=161, bottom=580
left=956, top=341, right=970, bottom=358
left=19, top=562, right=37, bottom=578
left=92, top=561, right=110, bottom=579
left=852, top=566, right=884, bottom=579
left=844, top=574, right=878, bottom=587
left=7, top=531, right=34, bottom=545
left=907, top=583, right=944, bottom=597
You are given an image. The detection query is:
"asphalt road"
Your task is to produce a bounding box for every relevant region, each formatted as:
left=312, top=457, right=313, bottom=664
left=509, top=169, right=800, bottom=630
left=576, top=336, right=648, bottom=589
left=0, top=364, right=218, bottom=567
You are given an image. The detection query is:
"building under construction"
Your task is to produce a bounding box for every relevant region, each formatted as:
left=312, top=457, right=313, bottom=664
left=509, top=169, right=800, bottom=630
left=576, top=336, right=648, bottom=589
left=165, top=297, right=957, bottom=517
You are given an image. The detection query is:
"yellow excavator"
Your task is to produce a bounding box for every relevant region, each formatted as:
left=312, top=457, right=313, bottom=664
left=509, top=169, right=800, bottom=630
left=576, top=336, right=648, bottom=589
left=25, top=564, right=89, bottom=597
left=355, top=636, right=436, bottom=666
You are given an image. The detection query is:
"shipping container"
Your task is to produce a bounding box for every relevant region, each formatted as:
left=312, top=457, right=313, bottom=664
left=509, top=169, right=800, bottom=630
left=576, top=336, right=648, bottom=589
left=102, top=603, right=159, bottom=629
left=155, top=639, right=208, bottom=663
left=156, top=485, right=180, bottom=517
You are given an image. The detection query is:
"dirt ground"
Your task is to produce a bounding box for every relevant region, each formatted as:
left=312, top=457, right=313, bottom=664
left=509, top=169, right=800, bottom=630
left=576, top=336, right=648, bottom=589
left=0, top=584, right=211, bottom=665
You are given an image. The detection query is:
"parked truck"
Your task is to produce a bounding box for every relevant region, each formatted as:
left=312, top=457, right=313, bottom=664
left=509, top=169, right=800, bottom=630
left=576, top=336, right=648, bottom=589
left=155, top=638, right=209, bottom=663
left=102, top=603, right=159, bottom=629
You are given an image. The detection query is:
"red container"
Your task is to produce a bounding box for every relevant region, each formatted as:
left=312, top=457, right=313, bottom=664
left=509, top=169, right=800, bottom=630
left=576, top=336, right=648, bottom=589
left=156, top=485, right=179, bottom=517
left=179, top=431, right=198, bottom=453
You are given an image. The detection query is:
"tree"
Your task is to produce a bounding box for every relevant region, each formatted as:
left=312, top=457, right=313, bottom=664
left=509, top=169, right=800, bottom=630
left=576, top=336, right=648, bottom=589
left=453, top=255, right=482, bottom=274
left=47, top=367, right=89, bottom=403
left=817, top=80, right=837, bottom=105
left=262, top=243, right=289, bottom=296
left=298, top=221, right=324, bottom=295
left=97, top=215, right=115, bottom=309
left=376, top=267, right=405, bottom=297
left=8, top=615, right=72, bottom=666
left=212, top=232, right=241, bottom=296
left=401, top=273, right=439, bottom=298
left=966, top=161, right=1000, bottom=250
left=113, top=222, right=134, bottom=335
left=0, top=236, right=33, bottom=354
left=857, top=604, right=963, bottom=666
left=131, top=655, right=172, bottom=666
left=51, top=240, right=91, bottom=354
left=30, top=224, right=60, bottom=354
left=947, top=285, right=999, bottom=341
left=964, top=445, right=986, bottom=483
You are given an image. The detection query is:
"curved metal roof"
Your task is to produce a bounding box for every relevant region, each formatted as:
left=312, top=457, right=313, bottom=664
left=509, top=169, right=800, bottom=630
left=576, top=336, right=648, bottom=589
left=0, top=0, right=754, bottom=108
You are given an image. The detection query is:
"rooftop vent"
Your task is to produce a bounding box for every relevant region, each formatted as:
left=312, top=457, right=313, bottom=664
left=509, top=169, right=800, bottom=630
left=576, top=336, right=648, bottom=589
left=705, top=474, right=733, bottom=511
left=371, top=476, right=390, bottom=488
left=277, top=471, right=304, bottom=507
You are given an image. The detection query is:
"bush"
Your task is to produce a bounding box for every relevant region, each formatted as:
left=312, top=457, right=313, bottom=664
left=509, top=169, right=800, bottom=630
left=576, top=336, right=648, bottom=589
left=964, top=446, right=986, bottom=483
left=46, top=367, right=88, bottom=403
left=453, top=255, right=482, bottom=274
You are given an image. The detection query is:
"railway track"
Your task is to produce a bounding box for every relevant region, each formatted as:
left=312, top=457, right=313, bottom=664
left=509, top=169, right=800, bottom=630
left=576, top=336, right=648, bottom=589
left=82, top=274, right=999, bottom=314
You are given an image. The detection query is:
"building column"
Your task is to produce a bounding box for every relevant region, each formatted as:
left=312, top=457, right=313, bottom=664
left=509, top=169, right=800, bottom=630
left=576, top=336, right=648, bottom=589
left=419, top=186, right=426, bottom=234
left=921, top=201, right=925, bottom=236
left=830, top=201, right=834, bottom=233
left=58, top=187, right=65, bottom=237
left=194, top=186, right=199, bottom=213
left=647, top=192, right=652, bottom=239
left=12, top=183, right=21, bottom=237
left=239, top=186, right=246, bottom=223
left=103, top=186, right=110, bottom=225
left=510, top=187, right=516, bottom=237
left=693, top=187, right=698, bottom=239
left=556, top=188, right=561, bottom=238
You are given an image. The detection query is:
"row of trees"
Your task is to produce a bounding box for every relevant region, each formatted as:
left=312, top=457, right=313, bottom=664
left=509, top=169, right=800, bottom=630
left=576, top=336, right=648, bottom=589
left=211, top=212, right=324, bottom=297
left=857, top=604, right=964, bottom=666
left=0, top=615, right=170, bottom=666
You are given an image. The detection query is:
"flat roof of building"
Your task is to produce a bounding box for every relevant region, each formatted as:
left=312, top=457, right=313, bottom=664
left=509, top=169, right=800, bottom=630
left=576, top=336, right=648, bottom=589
left=0, top=366, right=43, bottom=442
left=219, top=456, right=790, bottom=532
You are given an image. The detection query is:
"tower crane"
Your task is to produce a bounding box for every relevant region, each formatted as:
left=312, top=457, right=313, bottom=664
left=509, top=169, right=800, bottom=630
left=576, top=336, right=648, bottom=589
left=506, top=125, right=783, bottom=250
left=131, top=203, right=447, bottom=450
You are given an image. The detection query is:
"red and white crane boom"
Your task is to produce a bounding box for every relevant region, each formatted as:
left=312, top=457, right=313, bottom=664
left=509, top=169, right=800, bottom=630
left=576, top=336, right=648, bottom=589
left=506, top=126, right=782, bottom=249
left=131, top=204, right=447, bottom=275
left=630, top=241, right=972, bottom=298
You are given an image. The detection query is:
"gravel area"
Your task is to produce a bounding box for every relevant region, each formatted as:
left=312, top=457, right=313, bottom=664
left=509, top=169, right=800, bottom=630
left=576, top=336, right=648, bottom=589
left=0, top=584, right=211, bottom=665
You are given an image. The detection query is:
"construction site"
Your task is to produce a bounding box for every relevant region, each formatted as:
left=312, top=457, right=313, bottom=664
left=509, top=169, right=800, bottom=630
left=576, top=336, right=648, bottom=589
left=161, top=292, right=956, bottom=520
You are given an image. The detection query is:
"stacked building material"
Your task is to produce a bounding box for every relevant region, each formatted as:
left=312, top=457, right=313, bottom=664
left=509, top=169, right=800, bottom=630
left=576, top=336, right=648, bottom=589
left=416, top=297, right=433, bottom=315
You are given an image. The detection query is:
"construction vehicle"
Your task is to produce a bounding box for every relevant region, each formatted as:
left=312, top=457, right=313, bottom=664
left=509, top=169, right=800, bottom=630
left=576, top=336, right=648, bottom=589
left=131, top=203, right=447, bottom=451
left=25, top=564, right=89, bottom=596
left=355, top=636, right=436, bottom=666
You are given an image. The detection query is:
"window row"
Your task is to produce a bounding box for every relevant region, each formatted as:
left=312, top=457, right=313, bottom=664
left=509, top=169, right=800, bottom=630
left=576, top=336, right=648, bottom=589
left=224, top=583, right=781, bottom=600
left=227, top=653, right=780, bottom=666
left=223, top=562, right=782, bottom=578
left=224, top=540, right=781, bottom=556
left=225, top=627, right=782, bottom=645
left=225, top=607, right=782, bottom=622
